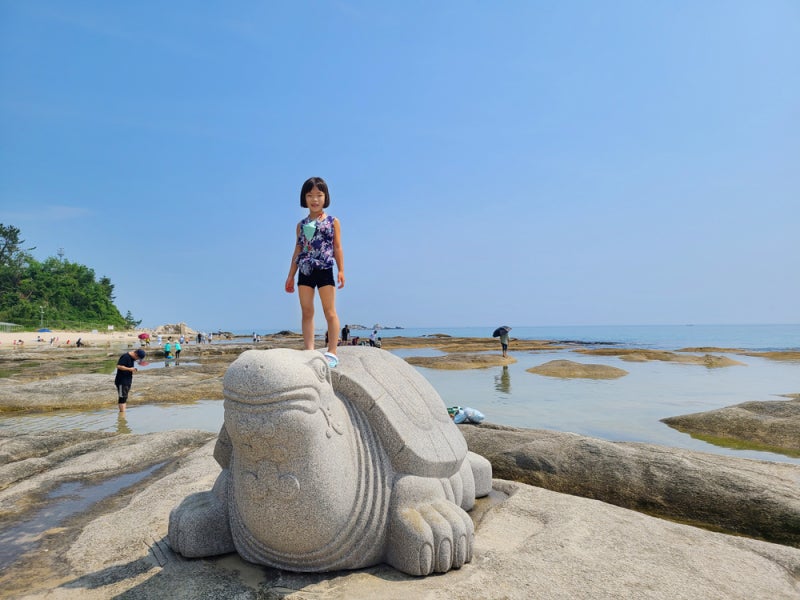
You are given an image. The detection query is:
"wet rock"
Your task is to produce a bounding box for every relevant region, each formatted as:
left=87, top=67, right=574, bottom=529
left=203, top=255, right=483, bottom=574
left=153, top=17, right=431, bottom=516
left=662, top=397, right=800, bottom=454
left=0, top=430, right=214, bottom=516
left=3, top=434, right=800, bottom=599
left=459, top=422, right=800, bottom=547
left=527, top=359, right=628, bottom=379
left=405, top=353, right=515, bottom=370
left=0, top=371, right=223, bottom=413
left=678, top=346, right=745, bottom=353
left=383, top=336, right=569, bottom=352
left=576, top=348, right=745, bottom=367
left=741, top=351, right=800, bottom=362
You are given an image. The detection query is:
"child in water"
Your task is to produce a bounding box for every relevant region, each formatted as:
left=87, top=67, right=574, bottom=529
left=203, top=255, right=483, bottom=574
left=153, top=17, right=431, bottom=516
left=285, top=177, right=345, bottom=367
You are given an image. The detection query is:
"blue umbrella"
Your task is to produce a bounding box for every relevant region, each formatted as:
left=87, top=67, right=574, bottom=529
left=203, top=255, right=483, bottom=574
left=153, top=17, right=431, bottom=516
left=492, top=326, right=511, bottom=337
left=38, top=328, right=51, bottom=332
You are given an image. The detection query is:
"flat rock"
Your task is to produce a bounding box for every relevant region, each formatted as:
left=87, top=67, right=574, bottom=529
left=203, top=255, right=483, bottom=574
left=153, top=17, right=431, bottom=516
left=0, top=430, right=214, bottom=517
left=383, top=336, right=569, bottom=352
left=3, top=433, right=800, bottom=599
left=662, top=397, right=800, bottom=455
left=0, top=370, right=223, bottom=412
left=575, top=348, right=746, bottom=367
left=526, top=359, right=628, bottom=379
left=405, top=353, right=516, bottom=370
left=741, top=351, right=800, bottom=362
left=459, top=422, right=800, bottom=547
left=678, top=346, right=745, bottom=353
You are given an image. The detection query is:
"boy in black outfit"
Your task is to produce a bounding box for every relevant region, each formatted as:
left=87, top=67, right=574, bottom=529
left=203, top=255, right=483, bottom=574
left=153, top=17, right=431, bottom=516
left=115, top=349, right=146, bottom=412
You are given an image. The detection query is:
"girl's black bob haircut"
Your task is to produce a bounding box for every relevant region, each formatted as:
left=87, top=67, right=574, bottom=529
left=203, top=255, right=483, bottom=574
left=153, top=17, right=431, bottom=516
left=300, top=177, right=330, bottom=208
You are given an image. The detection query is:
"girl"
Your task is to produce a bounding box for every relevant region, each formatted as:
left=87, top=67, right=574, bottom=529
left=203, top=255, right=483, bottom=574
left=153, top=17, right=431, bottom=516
left=285, top=177, right=345, bottom=367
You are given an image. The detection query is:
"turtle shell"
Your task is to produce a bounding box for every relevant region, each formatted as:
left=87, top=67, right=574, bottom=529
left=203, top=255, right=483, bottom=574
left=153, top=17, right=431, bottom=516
left=330, top=346, right=468, bottom=479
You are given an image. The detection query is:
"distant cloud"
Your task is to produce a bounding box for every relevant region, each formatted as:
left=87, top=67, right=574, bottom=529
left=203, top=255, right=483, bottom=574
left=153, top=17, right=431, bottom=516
left=0, top=205, right=93, bottom=222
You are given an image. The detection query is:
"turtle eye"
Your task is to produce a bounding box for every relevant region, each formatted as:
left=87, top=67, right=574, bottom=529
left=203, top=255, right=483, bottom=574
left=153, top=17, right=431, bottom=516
left=311, top=357, right=328, bottom=382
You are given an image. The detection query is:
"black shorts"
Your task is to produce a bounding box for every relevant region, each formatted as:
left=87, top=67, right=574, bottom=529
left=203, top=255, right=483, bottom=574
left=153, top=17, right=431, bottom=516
left=298, top=268, right=335, bottom=289
left=117, top=384, right=131, bottom=404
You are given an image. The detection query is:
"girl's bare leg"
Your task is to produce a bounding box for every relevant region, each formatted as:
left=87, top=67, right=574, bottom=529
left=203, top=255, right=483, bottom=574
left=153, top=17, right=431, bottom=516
left=298, top=285, right=316, bottom=350
left=318, top=285, right=339, bottom=355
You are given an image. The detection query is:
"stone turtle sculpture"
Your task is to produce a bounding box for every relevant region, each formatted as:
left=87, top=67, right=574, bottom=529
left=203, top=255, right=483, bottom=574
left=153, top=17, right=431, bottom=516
left=169, top=346, right=492, bottom=576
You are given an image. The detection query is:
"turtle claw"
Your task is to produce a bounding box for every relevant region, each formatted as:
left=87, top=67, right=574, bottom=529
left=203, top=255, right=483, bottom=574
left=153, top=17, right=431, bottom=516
left=386, top=478, right=475, bottom=575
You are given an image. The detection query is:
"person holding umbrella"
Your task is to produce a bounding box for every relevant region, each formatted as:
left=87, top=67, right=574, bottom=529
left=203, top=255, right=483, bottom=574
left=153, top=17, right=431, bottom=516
left=493, top=326, right=512, bottom=358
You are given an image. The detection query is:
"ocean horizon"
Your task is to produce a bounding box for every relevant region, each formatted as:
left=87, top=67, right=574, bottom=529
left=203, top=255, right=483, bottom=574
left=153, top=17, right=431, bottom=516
left=228, top=323, right=800, bottom=352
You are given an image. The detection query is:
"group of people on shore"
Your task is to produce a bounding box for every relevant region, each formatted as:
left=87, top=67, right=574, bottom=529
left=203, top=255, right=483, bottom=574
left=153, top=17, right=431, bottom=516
left=338, top=324, right=381, bottom=348
left=9, top=336, right=80, bottom=347
left=150, top=332, right=212, bottom=346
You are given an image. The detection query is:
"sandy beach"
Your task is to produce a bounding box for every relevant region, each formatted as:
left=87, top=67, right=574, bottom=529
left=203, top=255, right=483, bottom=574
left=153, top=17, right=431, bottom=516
left=0, top=329, right=183, bottom=349
left=0, top=328, right=146, bottom=349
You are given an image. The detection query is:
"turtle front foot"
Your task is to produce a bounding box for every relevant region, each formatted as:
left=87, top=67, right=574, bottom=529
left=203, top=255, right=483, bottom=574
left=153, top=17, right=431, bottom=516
left=168, top=474, right=235, bottom=558
left=386, top=477, right=475, bottom=576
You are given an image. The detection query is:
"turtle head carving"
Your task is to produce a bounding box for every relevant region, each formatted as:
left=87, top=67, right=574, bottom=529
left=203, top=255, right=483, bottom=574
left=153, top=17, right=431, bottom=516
left=223, top=348, right=331, bottom=407
left=222, top=349, right=346, bottom=460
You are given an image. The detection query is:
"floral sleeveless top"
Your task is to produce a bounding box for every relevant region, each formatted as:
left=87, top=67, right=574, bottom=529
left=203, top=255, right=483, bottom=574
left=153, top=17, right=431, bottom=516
left=296, top=214, right=335, bottom=275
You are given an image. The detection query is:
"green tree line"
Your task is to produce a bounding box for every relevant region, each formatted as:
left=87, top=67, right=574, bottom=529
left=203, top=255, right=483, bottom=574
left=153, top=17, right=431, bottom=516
left=0, top=224, right=139, bottom=330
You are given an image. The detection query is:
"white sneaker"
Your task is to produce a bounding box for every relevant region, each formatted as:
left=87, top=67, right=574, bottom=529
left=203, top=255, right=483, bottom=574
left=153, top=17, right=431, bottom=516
left=323, top=352, right=339, bottom=368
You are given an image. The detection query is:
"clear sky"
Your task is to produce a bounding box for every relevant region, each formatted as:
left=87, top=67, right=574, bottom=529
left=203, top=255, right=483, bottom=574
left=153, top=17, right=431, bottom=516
left=1, top=1, right=798, bottom=332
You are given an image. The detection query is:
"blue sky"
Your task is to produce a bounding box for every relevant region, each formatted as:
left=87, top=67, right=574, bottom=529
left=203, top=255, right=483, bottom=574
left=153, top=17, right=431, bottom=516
left=1, top=1, right=798, bottom=331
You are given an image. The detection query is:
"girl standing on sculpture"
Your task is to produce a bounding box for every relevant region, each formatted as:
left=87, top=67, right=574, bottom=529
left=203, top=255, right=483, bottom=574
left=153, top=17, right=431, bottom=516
left=285, top=176, right=345, bottom=367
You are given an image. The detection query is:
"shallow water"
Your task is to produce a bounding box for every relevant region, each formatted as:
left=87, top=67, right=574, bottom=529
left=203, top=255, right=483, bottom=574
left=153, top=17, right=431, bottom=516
left=0, top=400, right=225, bottom=436
left=1, top=346, right=798, bottom=465
left=391, top=347, right=800, bottom=464
left=0, top=462, right=166, bottom=570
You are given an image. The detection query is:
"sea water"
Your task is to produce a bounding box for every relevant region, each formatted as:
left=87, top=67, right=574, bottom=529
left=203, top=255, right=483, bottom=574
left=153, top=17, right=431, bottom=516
left=392, top=347, right=799, bottom=462
left=2, top=324, right=798, bottom=464
left=347, top=323, right=800, bottom=351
